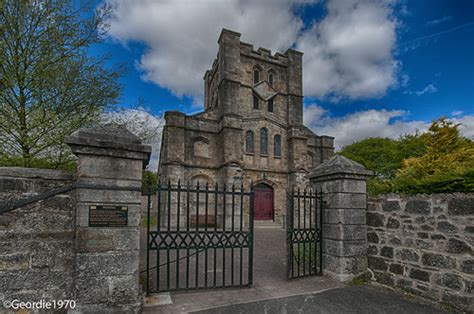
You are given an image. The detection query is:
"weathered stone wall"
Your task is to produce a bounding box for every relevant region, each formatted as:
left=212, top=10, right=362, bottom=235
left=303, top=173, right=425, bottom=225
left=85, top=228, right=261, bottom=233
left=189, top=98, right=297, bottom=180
left=0, top=125, right=150, bottom=313
left=242, top=119, right=288, bottom=172
left=66, top=125, right=150, bottom=313
left=0, top=167, right=76, bottom=302
left=309, top=155, right=372, bottom=281
left=367, top=193, right=473, bottom=311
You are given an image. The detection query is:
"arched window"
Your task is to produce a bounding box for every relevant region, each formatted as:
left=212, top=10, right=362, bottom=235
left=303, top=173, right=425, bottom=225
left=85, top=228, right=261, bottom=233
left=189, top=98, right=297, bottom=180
left=274, top=135, right=281, bottom=157
left=253, top=94, right=259, bottom=109
left=260, top=128, right=268, bottom=155
left=268, top=98, right=274, bottom=112
left=268, top=72, right=274, bottom=86
left=246, top=131, right=254, bottom=153
left=253, top=69, right=260, bottom=84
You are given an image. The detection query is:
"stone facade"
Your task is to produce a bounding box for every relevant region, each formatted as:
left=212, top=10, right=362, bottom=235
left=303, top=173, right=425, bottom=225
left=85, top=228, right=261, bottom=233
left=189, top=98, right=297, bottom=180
left=367, top=193, right=474, bottom=312
left=159, top=29, right=334, bottom=226
left=0, top=167, right=76, bottom=305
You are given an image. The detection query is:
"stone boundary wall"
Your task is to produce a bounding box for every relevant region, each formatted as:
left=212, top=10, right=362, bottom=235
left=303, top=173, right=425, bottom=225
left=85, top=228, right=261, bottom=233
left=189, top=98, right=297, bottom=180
left=367, top=193, right=473, bottom=311
left=0, top=125, right=149, bottom=313
left=0, top=167, right=76, bottom=302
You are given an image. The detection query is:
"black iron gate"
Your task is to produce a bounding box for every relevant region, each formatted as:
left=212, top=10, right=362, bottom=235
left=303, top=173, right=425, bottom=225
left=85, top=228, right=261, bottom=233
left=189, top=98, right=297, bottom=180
left=145, top=181, right=254, bottom=293
left=287, top=188, right=323, bottom=279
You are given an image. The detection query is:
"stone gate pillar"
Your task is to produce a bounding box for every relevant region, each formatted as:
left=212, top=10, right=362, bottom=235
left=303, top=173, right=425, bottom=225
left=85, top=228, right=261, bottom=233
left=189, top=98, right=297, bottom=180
left=308, top=155, right=372, bottom=281
left=66, top=125, right=151, bottom=313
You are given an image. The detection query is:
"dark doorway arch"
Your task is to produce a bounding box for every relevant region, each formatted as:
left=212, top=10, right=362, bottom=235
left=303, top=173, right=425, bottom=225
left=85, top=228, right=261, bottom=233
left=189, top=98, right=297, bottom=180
left=253, top=183, right=274, bottom=220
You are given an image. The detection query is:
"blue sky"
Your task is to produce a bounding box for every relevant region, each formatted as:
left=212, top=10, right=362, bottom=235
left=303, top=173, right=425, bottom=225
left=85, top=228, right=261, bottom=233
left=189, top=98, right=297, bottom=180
left=91, top=0, right=474, bottom=148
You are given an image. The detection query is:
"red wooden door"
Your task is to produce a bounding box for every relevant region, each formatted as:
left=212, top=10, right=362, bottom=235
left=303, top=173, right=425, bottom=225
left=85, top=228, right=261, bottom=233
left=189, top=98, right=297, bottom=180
left=254, top=184, right=274, bottom=220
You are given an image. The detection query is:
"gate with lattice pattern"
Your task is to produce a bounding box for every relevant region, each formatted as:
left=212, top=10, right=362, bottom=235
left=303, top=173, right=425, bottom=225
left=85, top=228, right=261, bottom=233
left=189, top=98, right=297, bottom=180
left=287, top=188, right=323, bottom=279
left=145, top=181, right=254, bottom=293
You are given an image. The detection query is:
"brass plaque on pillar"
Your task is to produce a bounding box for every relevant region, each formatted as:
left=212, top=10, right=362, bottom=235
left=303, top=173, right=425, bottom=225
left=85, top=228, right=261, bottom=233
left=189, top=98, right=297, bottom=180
left=89, top=205, right=128, bottom=227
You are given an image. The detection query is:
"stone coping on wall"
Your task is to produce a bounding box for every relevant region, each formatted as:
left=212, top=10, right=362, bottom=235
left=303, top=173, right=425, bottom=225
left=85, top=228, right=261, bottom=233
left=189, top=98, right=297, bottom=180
left=0, top=166, right=74, bottom=180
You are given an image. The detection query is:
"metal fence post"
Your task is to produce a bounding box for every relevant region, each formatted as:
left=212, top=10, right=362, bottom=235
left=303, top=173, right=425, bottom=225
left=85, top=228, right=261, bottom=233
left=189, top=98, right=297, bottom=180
left=286, top=189, right=293, bottom=279
left=319, top=188, right=323, bottom=275
left=146, top=177, right=152, bottom=294
left=248, top=184, right=254, bottom=287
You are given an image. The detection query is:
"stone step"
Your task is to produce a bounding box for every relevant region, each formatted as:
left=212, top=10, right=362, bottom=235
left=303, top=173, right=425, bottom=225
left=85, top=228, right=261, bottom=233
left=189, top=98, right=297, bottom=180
left=254, top=220, right=283, bottom=229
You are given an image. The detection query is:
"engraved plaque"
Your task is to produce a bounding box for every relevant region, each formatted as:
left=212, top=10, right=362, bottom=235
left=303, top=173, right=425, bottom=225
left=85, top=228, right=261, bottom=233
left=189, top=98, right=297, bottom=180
left=89, top=205, right=128, bottom=227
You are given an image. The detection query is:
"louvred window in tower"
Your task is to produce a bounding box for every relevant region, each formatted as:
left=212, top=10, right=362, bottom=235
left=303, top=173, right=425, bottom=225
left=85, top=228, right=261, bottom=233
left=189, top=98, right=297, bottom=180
left=268, top=98, right=274, bottom=112
left=253, top=94, right=259, bottom=109
left=253, top=68, right=260, bottom=84
left=260, top=128, right=268, bottom=155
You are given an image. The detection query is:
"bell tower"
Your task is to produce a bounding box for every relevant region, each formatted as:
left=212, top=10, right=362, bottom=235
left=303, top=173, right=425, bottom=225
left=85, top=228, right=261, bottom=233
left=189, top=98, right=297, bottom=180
left=203, top=29, right=304, bottom=127
left=159, top=29, right=335, bottom=229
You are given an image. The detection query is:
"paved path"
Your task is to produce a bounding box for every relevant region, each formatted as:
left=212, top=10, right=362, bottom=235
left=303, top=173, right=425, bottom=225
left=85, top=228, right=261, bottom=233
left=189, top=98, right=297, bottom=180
left=143, top=228, right=343, bottom=313
left=193, top=285, right=448, bottom=314
left=142, top=229, right=447, bottom=313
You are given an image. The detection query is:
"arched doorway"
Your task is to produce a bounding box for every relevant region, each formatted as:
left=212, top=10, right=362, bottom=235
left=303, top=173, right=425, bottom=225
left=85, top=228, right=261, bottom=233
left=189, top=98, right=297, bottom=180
left=253, top=183, right=274, bottom=220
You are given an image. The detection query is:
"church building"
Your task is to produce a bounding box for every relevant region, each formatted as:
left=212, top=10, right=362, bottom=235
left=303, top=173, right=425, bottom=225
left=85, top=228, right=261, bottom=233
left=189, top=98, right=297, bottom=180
left=158, top=29, right=334, bottom=226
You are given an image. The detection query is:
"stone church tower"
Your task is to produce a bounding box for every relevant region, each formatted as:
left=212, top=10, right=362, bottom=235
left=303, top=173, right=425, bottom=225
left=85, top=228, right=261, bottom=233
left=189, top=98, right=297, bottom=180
left=158, top=29, right=334, bottom=225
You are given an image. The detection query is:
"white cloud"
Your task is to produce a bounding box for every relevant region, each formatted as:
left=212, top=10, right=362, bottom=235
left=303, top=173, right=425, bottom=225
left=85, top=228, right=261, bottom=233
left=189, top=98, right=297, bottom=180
left=416, top=84, right=438, bottom=95
left=451, top=110, right=463, bottom=117
left=297, top=0, right=398, bottom=100
left=304, top=104, right=426, bottom=149
left=101, top=108, right=164, bottom=171
left=103, top=0, right=399, bottom=104
left=400, top=74, right=410, bottom=87
left=303, top=104, right=327, bottom=126
left=404, top=83, right=438, bottom=96
left=103, top=0, right=306, bottom=101
left=451, top=114, right=474, bottom=139
left=303, top=104, right=474, bottom=149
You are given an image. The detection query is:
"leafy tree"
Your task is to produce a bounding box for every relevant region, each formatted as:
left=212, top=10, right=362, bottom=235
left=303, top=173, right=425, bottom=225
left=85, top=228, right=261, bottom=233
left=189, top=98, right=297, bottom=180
left=101, top=102, right=163, bottom=193
left=340, top=137, right=397, bottom=178
left=394, top=133, right=427, bottom=169
left=340, top=134, right=426, bottom=179
left=102, top=102, right=164, bottom=177
left=0, top=0, right=123, bottom=169
left=101, top=100, right=164, bottom=151
left=142, top=170, right=158, bottom=194
left=393, top=118, right=474, bottom=193
left=340, top=133, right=427, bottom=195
